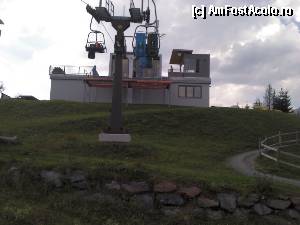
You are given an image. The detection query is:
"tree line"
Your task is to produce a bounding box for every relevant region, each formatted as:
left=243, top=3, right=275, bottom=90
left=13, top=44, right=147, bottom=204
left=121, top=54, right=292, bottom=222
left=253, top=84, right=293, bottom=113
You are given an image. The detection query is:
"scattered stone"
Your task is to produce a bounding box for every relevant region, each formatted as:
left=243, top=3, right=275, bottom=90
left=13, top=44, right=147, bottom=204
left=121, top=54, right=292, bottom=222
left=286, top=209, right=300, bottom=220
left=69, top=171, right=86, bottom=183
left=105, top=181, right=121, bottom=191
left=217, top=193, right=237, bottom=213
left=264, top=215, right=295, bottom=225
left=7, top=167, right=20, bottom=185
left=84, top=193, right=115, bottom=203
left=0, top=136, right=18, bottom=144
left=206, top=209, right=224, bottom=220
left=178, top=186, right=201, bottom=198
left=40, top=170, right=63, bottom=188
left=66, top=171, right=87, bottom=190
left=154, top=181, right=177, bottom=193
left=238, top=194, right=260, bottom=208
left=291, top=197, right=300, bottom=206
left=233, top=208, right=250, bottom=219
left=192, top=208, right=205, bottom=217
left=197, top=197, right=219, bottom=208
left=8, top=166, right=18, bottom=173
left=267, top=199, right=291, bottom=210
left=162, top=207, right=181, bottom=217
left=122, top=181, right=150, bottom=194
left=132, top=194, right=154, bottom=209
left=254, top=203, right=273, bottom=216
left=156, top=193, right=185, bottom=206
left=74, top=190, right=88, bottom=197
left=278, top=195, right=289, bottom=201
left=72, top=181, right=88, bottom=190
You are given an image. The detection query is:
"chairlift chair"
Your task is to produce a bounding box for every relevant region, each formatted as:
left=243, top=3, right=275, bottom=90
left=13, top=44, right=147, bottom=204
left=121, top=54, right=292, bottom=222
left=85, top=31, right=107, bottom=59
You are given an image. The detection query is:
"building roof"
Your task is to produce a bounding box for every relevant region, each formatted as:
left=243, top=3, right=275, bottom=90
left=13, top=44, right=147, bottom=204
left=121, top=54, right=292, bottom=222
left=169, top=49, right=193, bottom=65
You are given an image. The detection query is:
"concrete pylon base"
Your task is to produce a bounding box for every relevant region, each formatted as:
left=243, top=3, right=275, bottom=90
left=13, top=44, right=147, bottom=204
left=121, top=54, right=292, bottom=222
left=99, top=133, right=131, bottom=143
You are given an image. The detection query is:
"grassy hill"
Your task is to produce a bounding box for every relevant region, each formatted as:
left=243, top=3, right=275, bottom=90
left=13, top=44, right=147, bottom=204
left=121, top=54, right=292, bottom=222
left=0, top=100, right=300, bottom=225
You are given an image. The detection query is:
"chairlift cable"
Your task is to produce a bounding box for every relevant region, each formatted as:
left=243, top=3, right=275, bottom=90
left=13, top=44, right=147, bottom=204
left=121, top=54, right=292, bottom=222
left=81, top=0, right=88, bottom=5
left=100, top=22, right=114, bottom=44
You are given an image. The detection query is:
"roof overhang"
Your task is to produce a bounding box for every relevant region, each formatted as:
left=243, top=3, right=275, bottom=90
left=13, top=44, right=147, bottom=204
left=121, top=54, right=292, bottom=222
left=169, top=49, right=193, bottom=65
left=84, top=77, right=171, bottom=89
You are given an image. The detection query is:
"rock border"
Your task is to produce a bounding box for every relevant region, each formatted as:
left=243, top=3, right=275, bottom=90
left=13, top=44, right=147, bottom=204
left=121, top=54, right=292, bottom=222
left=7, top=167, right=300, bottom=221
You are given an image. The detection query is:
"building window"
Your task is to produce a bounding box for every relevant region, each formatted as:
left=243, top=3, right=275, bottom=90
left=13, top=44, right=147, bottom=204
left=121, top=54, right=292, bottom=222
left=178, top=86, right=202, bottom=99
left=186, top=87, right=194, bottom=98
left=178, top=86, right=186, bottom=98
left=194, top=86, right=202, bottom=98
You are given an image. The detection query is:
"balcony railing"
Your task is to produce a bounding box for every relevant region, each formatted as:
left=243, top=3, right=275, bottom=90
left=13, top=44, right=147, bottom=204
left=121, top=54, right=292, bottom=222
left=168, top=69, right=209, bottom=78
left=49, top=65, right=94, bottom=76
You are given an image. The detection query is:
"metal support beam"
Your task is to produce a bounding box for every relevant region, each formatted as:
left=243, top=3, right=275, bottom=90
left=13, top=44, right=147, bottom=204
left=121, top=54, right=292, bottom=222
left=109, top=21, right=130, bottom=133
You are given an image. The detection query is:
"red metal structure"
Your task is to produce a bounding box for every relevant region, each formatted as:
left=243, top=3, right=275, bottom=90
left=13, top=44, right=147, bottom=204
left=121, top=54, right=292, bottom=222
left=84, top=77, right=171, bottom=89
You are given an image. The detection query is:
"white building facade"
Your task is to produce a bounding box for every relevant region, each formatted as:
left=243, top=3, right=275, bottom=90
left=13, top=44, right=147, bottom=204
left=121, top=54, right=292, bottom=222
left=50, top=49, right=211, bottom=107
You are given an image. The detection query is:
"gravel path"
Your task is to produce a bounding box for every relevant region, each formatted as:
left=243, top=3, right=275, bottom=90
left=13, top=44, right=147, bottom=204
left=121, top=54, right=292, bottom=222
left=228, top=150, right=300, bottom=187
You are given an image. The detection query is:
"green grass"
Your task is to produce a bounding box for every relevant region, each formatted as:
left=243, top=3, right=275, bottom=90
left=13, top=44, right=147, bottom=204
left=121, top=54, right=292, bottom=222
left=256, top=144, right=300, bottom=180
left=1, top=100, right=300, bottom=224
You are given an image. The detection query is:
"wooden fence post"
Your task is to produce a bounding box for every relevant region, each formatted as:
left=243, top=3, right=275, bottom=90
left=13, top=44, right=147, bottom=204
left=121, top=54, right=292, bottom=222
left=278, top=131, right=282, bottom=147
left=277, top=131, right=281, bottom=166
left=258, top=137, right=262, bottom=157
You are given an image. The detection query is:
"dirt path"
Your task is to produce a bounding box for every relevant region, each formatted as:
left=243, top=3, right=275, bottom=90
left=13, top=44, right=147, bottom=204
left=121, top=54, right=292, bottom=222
left=228, top=150, right=300, bottom=187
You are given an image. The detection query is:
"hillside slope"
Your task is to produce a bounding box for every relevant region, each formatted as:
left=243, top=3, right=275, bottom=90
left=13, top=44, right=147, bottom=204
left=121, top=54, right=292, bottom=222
left=1, top=100, right=300, bottom=190
left=1, top=100, right=300, bottom=225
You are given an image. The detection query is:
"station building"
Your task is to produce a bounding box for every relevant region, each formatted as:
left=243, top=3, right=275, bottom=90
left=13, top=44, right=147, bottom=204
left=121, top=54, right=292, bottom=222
left=49, top=49, right=211, bottom=107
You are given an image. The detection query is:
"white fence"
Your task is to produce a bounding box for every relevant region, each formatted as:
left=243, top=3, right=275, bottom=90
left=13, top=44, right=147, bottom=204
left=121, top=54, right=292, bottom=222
left=259, top=131, right=300, bottom=169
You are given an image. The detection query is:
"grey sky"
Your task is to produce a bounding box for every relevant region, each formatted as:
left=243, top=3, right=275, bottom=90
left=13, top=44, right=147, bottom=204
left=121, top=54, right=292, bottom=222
left=0, top=0, right=299, bottom=107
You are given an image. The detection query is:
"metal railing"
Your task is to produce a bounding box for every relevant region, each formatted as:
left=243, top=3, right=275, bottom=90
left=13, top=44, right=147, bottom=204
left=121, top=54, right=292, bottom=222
left=49, top=65, right=94, bottom=76
left=259, top=131, right=300, bottom=169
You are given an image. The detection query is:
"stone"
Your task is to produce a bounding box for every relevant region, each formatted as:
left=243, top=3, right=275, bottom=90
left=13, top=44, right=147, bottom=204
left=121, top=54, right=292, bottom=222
left=156, top=193, right=185, bottom=206
left=238, top=194, right=260, bottom=208
left=66, top=171, right=87, bottom=190
left=178, top=186, right=201, bottom=198
left=99, top=133, right=131, bottom=143
left=69, top=171, right=86, bottom=183
left=7, top=167, right=21, bottom=185
left=40, top=170, right=63, bottom=188
left=233, top=209, right=250, bottom=219
left=254, top=203, right=273, bottom=216
left=72, top=181, right=88, bottom=190
left=0, top=136, right=18, bottom=144
left=105, top=181, right=121, bottom=191
left=132, top=194, right=154, bottom=209
left=286, top=209, right=300, bottom=220
left=264, top=215, right=295, bottom=225
left=267, top=199, right=291, bottom=210
left=197, top=197, right=219, bottom=208
left=291, top=197, right=300, bottom=206
left=122, top=181, right=150, bottom=194
left=162, top=207, right=181, bottom=217
left=84, top=193, right=115, bottom=203
left=217, top=193, right=237, bottom=213
left=154, top=181, right=177, bottom=193
left=192, top=208, right=205, bottom=217
left=206, top=209, right=224, bottom=220
left=278, top=195, right=289, bottom=201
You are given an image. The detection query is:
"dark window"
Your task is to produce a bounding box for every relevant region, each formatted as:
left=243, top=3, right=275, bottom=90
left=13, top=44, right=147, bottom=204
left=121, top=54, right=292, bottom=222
left=196, top=59, right=200, bottom=73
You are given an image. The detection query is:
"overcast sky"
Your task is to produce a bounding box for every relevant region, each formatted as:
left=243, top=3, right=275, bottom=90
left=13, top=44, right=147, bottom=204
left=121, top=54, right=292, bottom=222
left=0, top=0, right=300, bottom=107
